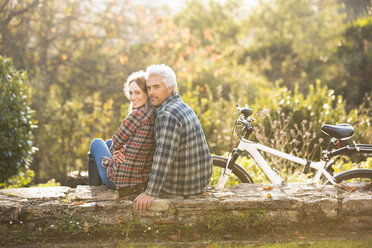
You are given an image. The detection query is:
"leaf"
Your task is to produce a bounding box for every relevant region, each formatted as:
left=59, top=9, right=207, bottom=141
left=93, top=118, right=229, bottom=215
left=263, top=186, right=273, bottom=190
left=119, top=55, right=128, bottom=65
left=73, top=201, right=85, bottom=205
left=266, top=193, right=272, bottom=198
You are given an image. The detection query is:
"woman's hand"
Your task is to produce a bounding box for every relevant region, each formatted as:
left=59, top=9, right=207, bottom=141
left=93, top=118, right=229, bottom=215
left=113, top=147, right=125, bottom=163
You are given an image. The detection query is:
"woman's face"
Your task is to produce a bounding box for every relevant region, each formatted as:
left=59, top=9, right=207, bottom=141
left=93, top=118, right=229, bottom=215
left=128, top=81, right=148, bottom=109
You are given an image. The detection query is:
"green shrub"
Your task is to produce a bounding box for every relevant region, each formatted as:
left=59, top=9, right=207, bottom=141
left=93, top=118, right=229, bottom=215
left=0, top=168, right=34, bottom=189
left=249, top=80, right=371, bottom=179
left=0, top=56, right=35, bottom=183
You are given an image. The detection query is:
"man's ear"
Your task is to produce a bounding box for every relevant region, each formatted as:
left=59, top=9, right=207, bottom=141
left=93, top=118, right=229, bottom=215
left=167, top=86, right=174, bottom=95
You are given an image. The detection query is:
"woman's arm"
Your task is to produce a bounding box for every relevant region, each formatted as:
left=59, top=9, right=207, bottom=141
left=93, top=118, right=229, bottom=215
left=113, top=147, right=125, bottom=163
left=111, top=109, right=143, bottom=150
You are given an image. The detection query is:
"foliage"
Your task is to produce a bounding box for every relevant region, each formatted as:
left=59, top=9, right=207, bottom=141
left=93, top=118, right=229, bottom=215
left=330, top=16, right=372, bottom=109
left=332, top=157, right=372, bottom=175
left=35, top=87, right=118, bottom=183
left=240, top=0, right=346, bottom=91
left=36, top=178, right=61, bottom=187
left=175, top=0, right=244, bottom=47
left=249, top=81, right=370, bottom=180
left=252, top=81, right=344, bottom=158
left=0, top=0, right=370, bottom=185
left=0, top=56, right=35, bottom=183
left=210, top=81, right=371, bottom=185
left=339, top=0, right=372, bottom=20
left=1, top=0, right=140, bottom=183
left=0, top=168, right=34, bottom=189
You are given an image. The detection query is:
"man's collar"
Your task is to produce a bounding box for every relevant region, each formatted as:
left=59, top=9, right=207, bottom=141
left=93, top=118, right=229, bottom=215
left=156, top=92, right=179, bottom=112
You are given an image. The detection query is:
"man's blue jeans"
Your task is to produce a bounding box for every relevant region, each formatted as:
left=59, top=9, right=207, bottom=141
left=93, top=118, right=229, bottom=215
left=89, top=138, right=116, bottom=189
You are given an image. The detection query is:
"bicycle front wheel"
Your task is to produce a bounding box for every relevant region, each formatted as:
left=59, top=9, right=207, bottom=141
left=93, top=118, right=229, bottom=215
left=334, top=169, right=372, bottom=183
left=210, top=155, right=254, bottom=187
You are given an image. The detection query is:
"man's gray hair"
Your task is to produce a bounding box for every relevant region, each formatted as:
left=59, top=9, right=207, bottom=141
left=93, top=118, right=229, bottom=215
left=145, top=64, right=177, bottom=93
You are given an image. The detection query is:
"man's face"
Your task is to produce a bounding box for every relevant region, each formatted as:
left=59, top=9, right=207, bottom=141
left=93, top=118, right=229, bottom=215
left=146, top=75, right=173, bottom=107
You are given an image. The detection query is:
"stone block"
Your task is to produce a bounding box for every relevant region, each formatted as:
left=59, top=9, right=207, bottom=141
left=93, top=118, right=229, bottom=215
left=342, top=195, right=372, bottom=215
left=265, top=210, right=299, bottom=224
left=71, top=201, right=134, bottom=224
left=298, top=198, right=339, bottom=218
left=344, top=215, right=372, bottom=230
left=0, top=201, right=20, bottom=221
left=1, top=182, right=372, bottom=241
left=73, top=185, right=117, bottom=202
left=148, top=199, right=170, bottom=212
left=172, top=197, right=220, bottom=211
left=0, top=187, right=70, bottom=200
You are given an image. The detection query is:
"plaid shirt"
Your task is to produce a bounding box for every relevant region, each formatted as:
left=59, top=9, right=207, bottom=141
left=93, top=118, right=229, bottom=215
left=102, top=104, right=156, bottom=189
left=145, top=94, right=213, bottom=197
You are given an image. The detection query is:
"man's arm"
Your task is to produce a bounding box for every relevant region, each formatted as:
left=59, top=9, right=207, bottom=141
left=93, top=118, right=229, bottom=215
left=134, top=193, right=155, bottom=212
left=135, top=112, right=180, bottom=211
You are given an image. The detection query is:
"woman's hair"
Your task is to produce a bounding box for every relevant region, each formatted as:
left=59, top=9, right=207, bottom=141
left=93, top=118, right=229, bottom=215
left=145, top=64, right=177, bottom=93
left=124, top=70, right=147, bottom=98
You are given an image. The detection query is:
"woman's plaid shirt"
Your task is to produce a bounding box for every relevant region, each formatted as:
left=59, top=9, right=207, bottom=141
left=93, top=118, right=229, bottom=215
left=145, top=94, right=213, bottom=197
left=102, top=104, right=156, bottom=189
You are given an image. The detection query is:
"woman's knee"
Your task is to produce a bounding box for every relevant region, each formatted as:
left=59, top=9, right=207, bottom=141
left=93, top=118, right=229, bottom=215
left=105, top=139, right=112, bottom=148
left=90, top=138, right=105, bottom=151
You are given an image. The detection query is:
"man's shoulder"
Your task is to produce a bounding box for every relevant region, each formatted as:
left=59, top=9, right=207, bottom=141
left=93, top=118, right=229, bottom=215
left=156, top=105, right=180, bottom=122
left=161, top=97, right=191, bottom=113
left=157, top=97, right=192, bottom=120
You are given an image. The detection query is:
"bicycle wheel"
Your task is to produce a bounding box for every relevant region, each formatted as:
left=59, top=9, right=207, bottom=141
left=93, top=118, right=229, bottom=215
left=210, top=155, right=254, bottom=187
left=334, top=169, right=372, bottom=183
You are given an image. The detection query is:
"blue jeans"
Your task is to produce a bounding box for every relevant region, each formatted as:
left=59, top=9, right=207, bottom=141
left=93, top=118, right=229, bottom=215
left=89, top=138, right=116, bottom=189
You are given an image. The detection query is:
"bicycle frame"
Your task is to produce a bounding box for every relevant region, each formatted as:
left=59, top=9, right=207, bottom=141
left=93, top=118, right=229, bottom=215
left=216, top=137, right=336, bottom=190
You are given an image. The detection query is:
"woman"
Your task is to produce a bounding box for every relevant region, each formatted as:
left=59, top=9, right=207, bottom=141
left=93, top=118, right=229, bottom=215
left=89, top=71, right=156, bottom=192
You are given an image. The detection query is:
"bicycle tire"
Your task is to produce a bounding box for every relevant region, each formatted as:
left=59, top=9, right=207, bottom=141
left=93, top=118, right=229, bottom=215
left=334, top=169, right=372, bottom=183
left=212, top=155, right=254, bottom=183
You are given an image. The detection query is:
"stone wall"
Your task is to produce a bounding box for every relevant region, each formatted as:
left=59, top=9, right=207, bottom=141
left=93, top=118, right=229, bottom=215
left=1, top=183, right=371, bottom=245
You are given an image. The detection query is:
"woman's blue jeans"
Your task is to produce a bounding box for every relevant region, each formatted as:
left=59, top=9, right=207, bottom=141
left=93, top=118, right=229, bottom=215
left=89, top=138, right=116, bottom=189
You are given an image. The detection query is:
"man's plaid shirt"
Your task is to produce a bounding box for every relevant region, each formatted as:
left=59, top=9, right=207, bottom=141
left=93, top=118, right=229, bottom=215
left=102, top=104, right=156, bottom=189
left=145, top=94, right=213, bottom=197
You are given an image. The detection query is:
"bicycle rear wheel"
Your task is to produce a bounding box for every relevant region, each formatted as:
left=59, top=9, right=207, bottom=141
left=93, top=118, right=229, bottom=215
left=210, top=155, right=254, bottom=187
left=334, top=169, right=372, bottom=183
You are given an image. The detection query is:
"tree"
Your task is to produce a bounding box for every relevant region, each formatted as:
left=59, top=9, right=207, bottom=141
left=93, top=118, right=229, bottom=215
left=339, top=0, right=372, bottom=20
left=330, top=16, right=372, bottom=109
left=0, top=0, right=369, bottom=185
left=0, top=0, right=162, bottom=183
left=239, top=0, right=346, bottom=91
left=26, top=0, right=157, bottom=183
left=0, top=0, right=39, bottom=68
left=0, top=56, right=35, bottom=183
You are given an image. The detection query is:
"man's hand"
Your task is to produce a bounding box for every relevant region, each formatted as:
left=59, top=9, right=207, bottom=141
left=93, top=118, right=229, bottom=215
left=134, top=193, right=155, bottom=212
left=113, top=148, right=125, bottom=163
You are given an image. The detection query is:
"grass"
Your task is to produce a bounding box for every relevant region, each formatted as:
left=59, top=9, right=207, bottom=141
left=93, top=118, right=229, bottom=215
left=118, top=238, right=372, bottom=247
left=71, top=238, right=372, bottom=247
left=250, top=239, right=372, bottom=248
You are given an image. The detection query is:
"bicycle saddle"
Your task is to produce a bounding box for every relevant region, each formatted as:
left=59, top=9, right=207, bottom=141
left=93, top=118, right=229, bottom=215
left=321, top=124, right=354, bottom=140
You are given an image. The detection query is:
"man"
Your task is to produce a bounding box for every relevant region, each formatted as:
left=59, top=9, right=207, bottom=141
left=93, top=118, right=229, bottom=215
left=134, top=64, right=213, bottom=211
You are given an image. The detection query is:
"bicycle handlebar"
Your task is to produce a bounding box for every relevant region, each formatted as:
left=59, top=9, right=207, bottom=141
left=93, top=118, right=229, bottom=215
left=236, top=105, right=253, bottom=117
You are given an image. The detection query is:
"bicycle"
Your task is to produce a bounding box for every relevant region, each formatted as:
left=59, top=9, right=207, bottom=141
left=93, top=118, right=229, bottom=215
left=213, top=105, right=372, bottom=189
